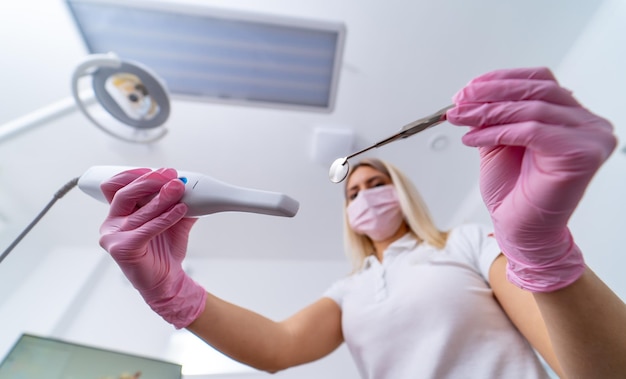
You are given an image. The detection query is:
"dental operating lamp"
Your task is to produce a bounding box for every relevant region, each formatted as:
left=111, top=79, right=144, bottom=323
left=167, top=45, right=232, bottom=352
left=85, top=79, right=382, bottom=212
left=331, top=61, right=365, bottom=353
left=0, top=52, right=170, bottom=145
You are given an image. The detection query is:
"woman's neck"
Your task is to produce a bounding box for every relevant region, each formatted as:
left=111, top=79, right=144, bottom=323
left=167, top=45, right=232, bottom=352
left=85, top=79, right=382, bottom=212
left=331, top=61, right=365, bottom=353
left=373, top=223, right=410, bottom=261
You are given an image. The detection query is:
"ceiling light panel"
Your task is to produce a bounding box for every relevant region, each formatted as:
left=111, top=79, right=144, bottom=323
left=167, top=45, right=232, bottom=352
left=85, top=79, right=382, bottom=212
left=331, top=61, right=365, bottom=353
left=66, top=0, right=346, bottom=112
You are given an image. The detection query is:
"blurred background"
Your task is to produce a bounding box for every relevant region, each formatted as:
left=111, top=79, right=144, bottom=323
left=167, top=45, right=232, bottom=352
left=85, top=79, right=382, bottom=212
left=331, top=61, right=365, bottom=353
left=0, top=0, right=624, bottom=377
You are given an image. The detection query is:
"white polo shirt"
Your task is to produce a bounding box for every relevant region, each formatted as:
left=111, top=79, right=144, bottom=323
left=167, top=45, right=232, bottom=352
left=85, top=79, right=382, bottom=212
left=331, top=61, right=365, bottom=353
left=324, top=223, right=550, bottom=379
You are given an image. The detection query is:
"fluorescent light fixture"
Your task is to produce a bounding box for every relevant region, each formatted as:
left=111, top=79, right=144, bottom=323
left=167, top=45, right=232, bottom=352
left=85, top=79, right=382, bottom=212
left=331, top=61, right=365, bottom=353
left=66, top=0, right=346, bottom=112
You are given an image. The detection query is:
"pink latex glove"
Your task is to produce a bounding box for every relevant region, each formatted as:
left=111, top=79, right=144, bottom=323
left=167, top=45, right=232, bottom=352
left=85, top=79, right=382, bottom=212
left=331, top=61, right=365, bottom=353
left=99, top=168, right=207, bottom=328
left=446, top=67, right=617, bottom=292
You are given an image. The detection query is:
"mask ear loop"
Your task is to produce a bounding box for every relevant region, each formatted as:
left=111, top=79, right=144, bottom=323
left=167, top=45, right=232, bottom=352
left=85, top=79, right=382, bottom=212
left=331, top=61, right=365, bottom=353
left=71, top=52, right=169, bottom=144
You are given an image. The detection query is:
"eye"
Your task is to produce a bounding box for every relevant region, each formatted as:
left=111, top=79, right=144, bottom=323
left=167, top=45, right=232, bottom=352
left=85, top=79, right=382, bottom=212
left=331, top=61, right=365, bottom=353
left=368, top=179, right=388, bottom=189
left=347, top=191, right=358, bottom=201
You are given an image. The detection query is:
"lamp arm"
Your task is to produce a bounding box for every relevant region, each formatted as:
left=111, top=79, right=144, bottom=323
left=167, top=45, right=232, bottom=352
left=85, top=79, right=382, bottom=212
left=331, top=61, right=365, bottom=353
left=0, top=93, right=95, bottom=144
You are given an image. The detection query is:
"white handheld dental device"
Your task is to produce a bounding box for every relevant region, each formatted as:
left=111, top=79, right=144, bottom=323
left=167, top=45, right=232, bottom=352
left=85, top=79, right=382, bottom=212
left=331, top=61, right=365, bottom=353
left=78, top=166, right=299, bottom=218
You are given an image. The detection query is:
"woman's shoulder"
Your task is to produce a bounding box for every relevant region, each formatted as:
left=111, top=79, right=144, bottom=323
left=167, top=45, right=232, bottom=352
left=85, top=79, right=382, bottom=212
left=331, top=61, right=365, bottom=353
left=444, top=223, right=501, bottom=279
left=323, top=271, right=359, bottom=307
left=446, top=223, right=494, bottom=243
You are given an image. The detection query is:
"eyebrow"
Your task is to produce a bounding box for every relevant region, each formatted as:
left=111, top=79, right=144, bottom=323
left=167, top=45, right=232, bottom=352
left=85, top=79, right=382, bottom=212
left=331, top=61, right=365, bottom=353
left=346, top=174, right=389, bottom=194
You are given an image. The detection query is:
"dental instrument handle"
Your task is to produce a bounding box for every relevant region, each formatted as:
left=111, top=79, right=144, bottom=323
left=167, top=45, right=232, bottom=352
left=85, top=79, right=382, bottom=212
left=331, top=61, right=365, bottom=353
left=78, top=166, right=299, bottom=218
left=399, top=104, right=454, bottom=136
left=344, top=143, right=381, bottom=161
left=345, top=104, right=454, bottom=161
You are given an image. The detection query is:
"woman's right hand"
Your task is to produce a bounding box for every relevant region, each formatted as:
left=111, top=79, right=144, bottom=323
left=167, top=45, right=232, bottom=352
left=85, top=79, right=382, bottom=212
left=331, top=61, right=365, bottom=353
left=99, top=169, right=345, bottom=372
left=99, top=168, right=207, bottom=329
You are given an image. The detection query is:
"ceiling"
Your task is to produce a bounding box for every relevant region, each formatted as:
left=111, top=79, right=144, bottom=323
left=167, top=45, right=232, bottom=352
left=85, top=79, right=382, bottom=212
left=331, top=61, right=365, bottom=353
left=0, top=0, right=606, bottom=268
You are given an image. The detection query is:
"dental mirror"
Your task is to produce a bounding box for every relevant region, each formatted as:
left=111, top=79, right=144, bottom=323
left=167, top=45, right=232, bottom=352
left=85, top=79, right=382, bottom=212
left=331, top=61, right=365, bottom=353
left=328, top=104, right=454, bottom=183
left=329, top=158, right=350, bottom=183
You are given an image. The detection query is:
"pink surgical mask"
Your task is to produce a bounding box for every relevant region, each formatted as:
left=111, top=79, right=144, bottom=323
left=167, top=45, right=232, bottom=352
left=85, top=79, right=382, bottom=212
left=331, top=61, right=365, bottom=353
left=347, top=185, right=404, bottom=241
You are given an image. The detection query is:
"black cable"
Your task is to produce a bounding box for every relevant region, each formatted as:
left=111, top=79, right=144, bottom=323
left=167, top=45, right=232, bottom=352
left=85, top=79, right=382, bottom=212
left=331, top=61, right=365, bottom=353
left=0, top=177, right=80, bottom=265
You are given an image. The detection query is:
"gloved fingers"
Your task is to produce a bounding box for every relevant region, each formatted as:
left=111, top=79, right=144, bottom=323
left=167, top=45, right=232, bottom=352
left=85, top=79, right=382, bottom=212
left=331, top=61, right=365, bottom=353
left=101, top=168, right=152, bottom=203
left=475, top=145, right=523, bottom=203
left=168, top=217, right=198, bottom=242
left=465, top=67, right=558, bottom=84
left=133, top=202, right=188, bottom=243
left=462, top=120, right=575, bottom=148
left=447, top=101, right=596, bottom=128
left=120, top=178, right=187, bottom=232
left=109, top=169, right=180, bottom=218
left=100, top=202, right=188, bottom=256
left=165, top=217, right=199, bottom=261
left=452, top=79, right=580, bottom=107
left=462, top=121, right=617, bottom=163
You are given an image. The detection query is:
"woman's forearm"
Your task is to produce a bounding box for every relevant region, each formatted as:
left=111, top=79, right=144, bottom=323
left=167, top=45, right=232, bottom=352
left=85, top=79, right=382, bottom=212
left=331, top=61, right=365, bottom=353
left=186, top=293, right=343, bottom=373
left=186, top=293, right=297, bottom=372
left=533, top=267, right=626, bottom=378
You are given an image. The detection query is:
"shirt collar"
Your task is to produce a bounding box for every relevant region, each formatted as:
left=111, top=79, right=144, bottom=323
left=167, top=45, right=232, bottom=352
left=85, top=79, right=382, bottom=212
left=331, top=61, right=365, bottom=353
left=385, top=232, right=419, bottom=254
left=361, top=233, right=419, bottom=269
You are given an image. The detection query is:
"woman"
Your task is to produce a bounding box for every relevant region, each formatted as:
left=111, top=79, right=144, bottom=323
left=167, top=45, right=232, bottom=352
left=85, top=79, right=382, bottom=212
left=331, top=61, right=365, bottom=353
left=325, top=157, right=560, bottom=378
left=98, top=67, right=625, bottom=378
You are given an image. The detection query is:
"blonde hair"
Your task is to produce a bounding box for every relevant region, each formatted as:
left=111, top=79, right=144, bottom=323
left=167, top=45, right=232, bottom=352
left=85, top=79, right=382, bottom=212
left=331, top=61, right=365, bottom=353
left=342, top=158, right=448, bottom=271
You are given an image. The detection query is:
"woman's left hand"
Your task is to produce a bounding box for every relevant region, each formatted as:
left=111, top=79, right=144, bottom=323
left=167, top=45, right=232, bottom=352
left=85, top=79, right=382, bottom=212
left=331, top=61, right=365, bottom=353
left=446, top=67, right=617, bottom=292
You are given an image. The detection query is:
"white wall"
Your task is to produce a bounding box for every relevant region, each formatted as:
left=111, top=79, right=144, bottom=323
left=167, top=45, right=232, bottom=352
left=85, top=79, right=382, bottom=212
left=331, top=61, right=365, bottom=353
left=0, top=247, right=359, bottom=378
left=556, top=0, right=626, bottom=298
left=0, top=248, right=106, bottom=356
